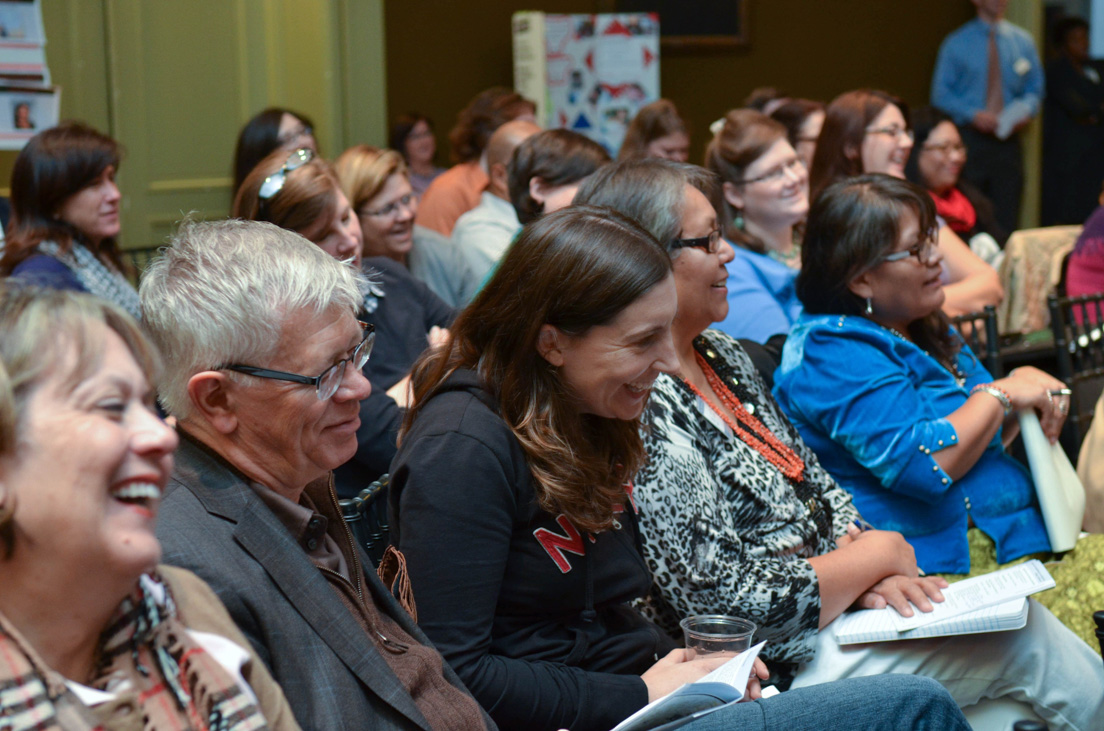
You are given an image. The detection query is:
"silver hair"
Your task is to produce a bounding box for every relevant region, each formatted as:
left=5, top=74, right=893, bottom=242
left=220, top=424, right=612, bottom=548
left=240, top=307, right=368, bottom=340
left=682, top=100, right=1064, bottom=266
left=139, top=218, right=364, bottom=418
left=572, top=158, right=719, bottom=260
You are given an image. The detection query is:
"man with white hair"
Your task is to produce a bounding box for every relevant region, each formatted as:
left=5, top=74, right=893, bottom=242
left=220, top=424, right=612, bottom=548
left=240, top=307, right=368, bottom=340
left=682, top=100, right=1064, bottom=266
left=141, top=219, right=492, bottom=731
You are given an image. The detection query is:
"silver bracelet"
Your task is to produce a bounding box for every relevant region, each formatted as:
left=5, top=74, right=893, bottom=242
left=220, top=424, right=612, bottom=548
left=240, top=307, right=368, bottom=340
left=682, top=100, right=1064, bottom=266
left=971, top=384, right=1012, bottom=415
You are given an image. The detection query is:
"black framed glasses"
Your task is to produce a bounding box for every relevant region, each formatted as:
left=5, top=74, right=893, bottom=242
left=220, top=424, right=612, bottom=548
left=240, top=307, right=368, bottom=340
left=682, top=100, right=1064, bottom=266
left=225, top=322, right=375, bottom=400
left=881, top=236, right=937, bottom=265
left=258, top=148, right=314, bottom=213
left=670, top=229, right=722, bottom=254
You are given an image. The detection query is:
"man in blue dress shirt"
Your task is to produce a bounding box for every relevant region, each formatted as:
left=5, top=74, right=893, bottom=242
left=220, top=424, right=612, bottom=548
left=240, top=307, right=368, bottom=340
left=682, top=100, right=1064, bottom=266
left=931, top=0, right=1044, bottom=235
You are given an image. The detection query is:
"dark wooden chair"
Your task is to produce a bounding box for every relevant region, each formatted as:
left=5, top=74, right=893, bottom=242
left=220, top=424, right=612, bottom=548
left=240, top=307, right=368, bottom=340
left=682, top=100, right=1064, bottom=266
left=951, top=305, right=1002, bottom=377
left=1095, top=610, right=1104, bottom=667
left=1047, top=292, right=1104, bottom=463
left=339, top=473, right=390, bottom=568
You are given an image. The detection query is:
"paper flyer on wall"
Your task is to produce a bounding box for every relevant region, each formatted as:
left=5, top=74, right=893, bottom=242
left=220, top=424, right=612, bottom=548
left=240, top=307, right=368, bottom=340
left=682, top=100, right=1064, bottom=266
left=513, top=11, right=660, bottom=157
left=0, top=0, right=55, bottom=149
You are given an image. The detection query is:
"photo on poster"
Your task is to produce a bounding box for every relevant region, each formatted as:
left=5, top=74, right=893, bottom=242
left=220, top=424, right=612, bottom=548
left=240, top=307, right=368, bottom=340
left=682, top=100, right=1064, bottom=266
left=0, top=84, right=57, bottom=149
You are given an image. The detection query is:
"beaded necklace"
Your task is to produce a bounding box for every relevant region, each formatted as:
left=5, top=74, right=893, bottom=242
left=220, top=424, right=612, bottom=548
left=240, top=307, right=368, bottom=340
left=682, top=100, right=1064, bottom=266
left=682, top=350, right=806, bottom=482
left=880, top=322, right=966, bottom=387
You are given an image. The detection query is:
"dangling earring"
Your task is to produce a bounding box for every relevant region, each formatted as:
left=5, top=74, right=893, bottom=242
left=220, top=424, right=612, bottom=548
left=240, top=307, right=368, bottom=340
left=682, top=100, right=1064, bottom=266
left=734, top=208, right=745, bottom=231
left=865, top=297, right=873, bottom=316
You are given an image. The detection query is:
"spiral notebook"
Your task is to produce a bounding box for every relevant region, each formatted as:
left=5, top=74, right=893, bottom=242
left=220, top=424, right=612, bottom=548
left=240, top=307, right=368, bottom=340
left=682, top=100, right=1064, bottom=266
left=834, top=597, right=1029, bottom=645
left=833, top=560, right=1054, bottom=644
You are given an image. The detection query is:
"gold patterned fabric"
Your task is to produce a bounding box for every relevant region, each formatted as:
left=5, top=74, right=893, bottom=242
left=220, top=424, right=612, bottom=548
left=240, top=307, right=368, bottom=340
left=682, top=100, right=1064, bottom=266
left=940, top=527, right=1104, bottom=649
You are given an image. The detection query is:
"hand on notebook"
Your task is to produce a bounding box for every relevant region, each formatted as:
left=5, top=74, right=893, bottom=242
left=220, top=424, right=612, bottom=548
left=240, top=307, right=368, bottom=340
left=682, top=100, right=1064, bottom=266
left=640, top=648, right=732, bottom=702
left=855, top=575, right=949, bottom=617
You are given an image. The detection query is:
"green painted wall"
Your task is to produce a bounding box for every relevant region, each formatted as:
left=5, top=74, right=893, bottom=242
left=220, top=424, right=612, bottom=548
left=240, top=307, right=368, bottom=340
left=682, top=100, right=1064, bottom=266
left=0, top=0, right=387, bottom=251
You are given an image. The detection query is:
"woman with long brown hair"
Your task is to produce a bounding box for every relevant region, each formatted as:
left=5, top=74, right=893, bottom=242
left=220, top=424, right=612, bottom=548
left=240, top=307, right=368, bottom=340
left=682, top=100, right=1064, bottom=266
left=388, top=206, right=969, bottom=731
left=1, top=122, right=139, bottom=320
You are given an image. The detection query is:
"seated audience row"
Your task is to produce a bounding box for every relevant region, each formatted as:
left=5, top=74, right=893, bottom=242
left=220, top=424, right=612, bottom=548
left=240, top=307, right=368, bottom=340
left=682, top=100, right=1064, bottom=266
left=574, top=160, right=1102, bottom=729
left=389, top=206, right=971, bottom=731
left=4, top=79, right=1104, bottom=730
left=0, top=226, right=972, bottom=729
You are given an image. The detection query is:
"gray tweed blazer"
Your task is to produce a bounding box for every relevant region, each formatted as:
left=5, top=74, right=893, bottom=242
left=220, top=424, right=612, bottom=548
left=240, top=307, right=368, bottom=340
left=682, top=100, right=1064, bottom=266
left=157, top=433, right=494, bottom=731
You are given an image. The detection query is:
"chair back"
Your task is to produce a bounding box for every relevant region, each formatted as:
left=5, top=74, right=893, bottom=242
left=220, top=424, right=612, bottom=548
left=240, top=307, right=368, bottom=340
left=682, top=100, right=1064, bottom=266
left=1047, top=293, right=1104, bottom=461
left=997, top=225, right=1081, bottom=335
left=339, top=473, right=391, bottom=568
left=1095, top=610, right=1104, bottom=667
left=951, top=305, right=1002, bottom=377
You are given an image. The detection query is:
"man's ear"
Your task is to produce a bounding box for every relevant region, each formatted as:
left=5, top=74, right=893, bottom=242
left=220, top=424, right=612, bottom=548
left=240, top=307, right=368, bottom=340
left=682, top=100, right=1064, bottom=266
left=722, top=181, right=744, bottom=210
left=536, top=324, right=565, bottom=367
left=490, top=162, right=510, bottom=193
left=529, top=176, right=549, bottom=204
left=185, top=371, right=239, bottom=434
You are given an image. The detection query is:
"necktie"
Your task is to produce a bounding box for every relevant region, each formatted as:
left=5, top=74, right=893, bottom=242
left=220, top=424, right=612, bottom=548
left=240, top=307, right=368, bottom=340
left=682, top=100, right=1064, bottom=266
left=986, top=25, right=1003, bottom=114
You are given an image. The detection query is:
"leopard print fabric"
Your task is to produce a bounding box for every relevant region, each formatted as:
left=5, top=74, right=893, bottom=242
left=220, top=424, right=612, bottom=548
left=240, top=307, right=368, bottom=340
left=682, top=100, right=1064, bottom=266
left=635, top=330, right=859, bottom=669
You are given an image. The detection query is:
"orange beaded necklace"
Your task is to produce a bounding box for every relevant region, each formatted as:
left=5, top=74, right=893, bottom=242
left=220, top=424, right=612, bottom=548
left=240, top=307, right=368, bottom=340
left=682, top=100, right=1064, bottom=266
left=683, top=350, right=806, bottom=483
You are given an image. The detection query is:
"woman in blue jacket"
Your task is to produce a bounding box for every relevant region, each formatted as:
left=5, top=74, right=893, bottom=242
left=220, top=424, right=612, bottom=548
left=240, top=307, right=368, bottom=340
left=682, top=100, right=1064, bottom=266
left=774, top=174, right=1104, bottom=646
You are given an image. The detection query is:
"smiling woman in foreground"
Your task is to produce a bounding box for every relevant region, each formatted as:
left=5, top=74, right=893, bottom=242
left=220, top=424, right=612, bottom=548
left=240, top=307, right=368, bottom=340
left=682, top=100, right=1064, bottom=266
left=0, top=285, right=293, bottom=730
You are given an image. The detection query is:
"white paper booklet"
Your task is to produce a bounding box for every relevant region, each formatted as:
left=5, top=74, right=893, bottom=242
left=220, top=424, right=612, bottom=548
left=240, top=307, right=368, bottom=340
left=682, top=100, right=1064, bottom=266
left=835, top=597, right=1029, bottom=645
left=611, top=641, right=766, bottom=731
left=889, top=559, right=1053, bottom=632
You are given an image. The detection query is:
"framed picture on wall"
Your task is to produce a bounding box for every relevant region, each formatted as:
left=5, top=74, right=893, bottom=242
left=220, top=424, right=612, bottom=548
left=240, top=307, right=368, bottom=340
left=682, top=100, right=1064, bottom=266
left=605, top=0, right=747, bottom=49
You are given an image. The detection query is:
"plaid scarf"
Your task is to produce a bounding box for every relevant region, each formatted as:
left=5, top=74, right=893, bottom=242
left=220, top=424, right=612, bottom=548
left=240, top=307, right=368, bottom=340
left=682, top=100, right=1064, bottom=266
left=35, top=240, right=142, bottom=321
left=0, top=573, right=268, bottom=731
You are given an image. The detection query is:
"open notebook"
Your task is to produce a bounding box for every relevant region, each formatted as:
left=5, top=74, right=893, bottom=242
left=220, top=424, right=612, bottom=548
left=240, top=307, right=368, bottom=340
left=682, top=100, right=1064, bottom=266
left=834, top=597, right=1029, bottom=645
left=833, top=560, right=1054, bottom=645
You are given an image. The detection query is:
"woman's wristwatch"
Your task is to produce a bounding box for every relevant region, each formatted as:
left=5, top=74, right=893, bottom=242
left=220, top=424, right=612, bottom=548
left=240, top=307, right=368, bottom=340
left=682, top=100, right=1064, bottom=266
left=971, top=383, right=1013, bottom=415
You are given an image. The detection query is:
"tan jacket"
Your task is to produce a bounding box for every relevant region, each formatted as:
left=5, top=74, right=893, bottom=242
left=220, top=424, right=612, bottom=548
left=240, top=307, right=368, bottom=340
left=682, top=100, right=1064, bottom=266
left=161, top=565, right=302, bottom=731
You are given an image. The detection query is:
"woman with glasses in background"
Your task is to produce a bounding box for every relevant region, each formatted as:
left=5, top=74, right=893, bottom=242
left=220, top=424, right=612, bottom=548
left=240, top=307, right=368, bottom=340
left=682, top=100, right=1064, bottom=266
left=906, top=106, right=1007, bottom=252
left=231, top=107, right=317, bottom=200
left=774, top=174, right=1104, bottom=652
left=335, top=144, right=478, bottom=308
left=809, top=89, right=1002, bottom=317
left=234, top=147, right=450, bottom=494
left=703, top=109, right=807, bottom=343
